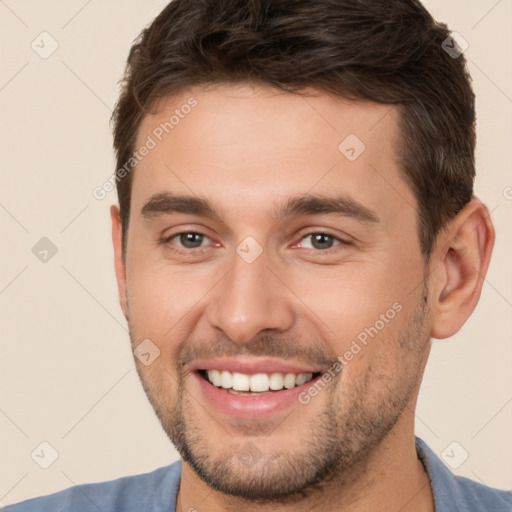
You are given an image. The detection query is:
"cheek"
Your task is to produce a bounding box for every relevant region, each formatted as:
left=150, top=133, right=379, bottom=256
left=125, top=261, right=217, bottom=348
left=285, top=262, right=409, bottom=349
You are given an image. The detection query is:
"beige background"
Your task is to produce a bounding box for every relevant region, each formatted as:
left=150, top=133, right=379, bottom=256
left=1, top=0, right=511, bottom=506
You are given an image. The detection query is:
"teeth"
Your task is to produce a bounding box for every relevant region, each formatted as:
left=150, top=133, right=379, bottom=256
left=220, top=370, right=232, bottom=389
left=205, top=370, right=314, bottom=392
left=209, top=369, right=222, bottom=387
left=269, top=373, right=284, bottom=390
left=284, top=373, right=296, bottom=389
left=232, top=372, right=250, bottom=391
left=250, top=373, right=269, bottom=392
left=295, top=373, right=308, bottom=386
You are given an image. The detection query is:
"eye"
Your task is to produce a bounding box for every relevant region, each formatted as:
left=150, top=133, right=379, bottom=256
left=299, top=232, right=344, bottom=251
left=166, top=232, right=210, bottom=249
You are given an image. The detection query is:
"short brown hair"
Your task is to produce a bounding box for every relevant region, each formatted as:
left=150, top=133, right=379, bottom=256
left=112, top=0, right=476, bottom=258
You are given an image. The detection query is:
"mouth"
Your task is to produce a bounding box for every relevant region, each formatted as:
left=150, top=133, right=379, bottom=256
left=196, top=369, right=321, bottom=395
left=191, top=365, right=326, bottom=419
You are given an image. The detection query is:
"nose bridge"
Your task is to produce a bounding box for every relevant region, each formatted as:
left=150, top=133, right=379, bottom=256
left=207, top=247, right=294, bottom=344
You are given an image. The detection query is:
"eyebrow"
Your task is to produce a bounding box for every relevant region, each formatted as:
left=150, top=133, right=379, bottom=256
left=140, top=192, right=379, bottom=224
left=141, top=193, right=219, bottom=219
left=276, top=195, right=379, bottom=223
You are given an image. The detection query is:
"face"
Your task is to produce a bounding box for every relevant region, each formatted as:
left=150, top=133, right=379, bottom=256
left=117, top=84, right=432, bottom=502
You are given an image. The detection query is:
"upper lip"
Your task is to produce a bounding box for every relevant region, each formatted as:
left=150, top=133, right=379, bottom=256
left=189, top=357, right=323, bottom=375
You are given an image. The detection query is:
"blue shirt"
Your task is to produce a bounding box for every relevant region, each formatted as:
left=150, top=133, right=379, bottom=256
left=4, top=438, right=511, bottom=511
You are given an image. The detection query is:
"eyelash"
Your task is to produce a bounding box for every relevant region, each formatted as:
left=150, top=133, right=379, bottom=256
left=161, top=231, right=351, bottom=254
left=297, top=233, right=349, bottom=252
left=161, top=232, right=213, bottom=254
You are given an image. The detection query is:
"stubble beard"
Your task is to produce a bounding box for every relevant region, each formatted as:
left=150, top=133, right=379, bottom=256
left=131, top=288, right=430, bottom=505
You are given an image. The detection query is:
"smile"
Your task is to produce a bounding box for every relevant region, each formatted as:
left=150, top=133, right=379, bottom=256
left=198, top=369, right=319, bottom=394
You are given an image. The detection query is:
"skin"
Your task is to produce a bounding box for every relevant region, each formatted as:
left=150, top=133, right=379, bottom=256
left=110, top=83, right=494, bottom=511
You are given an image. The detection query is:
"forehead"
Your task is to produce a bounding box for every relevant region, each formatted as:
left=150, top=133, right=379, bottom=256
left=131, top=83, right=413, bottom=221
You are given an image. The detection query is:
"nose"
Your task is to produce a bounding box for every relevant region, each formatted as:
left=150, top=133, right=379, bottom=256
left=206, top=250, right=295, bottom=344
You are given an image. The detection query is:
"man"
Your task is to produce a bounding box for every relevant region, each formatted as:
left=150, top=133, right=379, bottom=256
left=6, top=0, right=511, bottom=510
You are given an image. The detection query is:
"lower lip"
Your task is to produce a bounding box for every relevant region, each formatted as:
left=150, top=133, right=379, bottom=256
left=192, top=371, right=321, bottom=419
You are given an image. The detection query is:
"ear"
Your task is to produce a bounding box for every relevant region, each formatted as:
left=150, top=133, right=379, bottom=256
left=430, top=200, right=495, bottom=339
left=110, top=205, right=128, bottom=318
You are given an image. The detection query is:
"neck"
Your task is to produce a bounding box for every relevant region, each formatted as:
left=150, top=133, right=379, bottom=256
left=176, top=418, right=435, bottom=512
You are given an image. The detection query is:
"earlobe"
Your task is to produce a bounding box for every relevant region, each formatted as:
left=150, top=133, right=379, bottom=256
left=110, top=205, right=128, bottom=318
left=430, top=200, right=495, bottom=339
